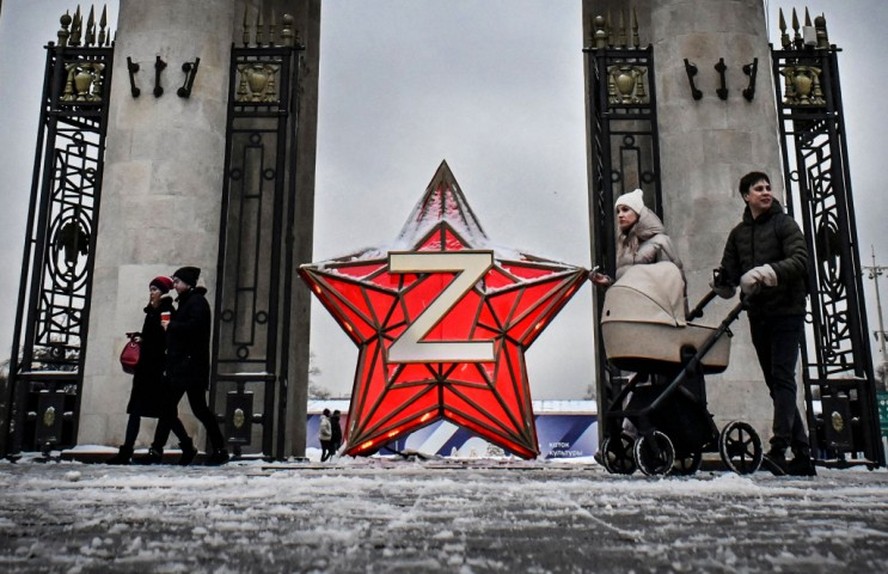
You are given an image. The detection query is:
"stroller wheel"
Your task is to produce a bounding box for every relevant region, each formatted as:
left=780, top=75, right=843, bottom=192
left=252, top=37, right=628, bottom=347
left=671, top=451, right=703, bottom=476
left=633, top=431, right=675, bottom=476
left=601, top=433, right=637, bottom=475
left=719, top=420, right=763, bottom=474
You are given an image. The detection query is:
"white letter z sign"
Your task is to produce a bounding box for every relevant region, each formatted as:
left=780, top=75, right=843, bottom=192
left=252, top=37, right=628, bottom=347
left=387, top=251, right=495, bottom=363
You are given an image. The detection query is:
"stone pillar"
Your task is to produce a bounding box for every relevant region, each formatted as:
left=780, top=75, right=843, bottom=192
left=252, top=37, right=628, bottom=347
left=584, top=0, right=787, bottom=438
left=79, top=0, right=235, bottom=447
left=652, top=0, right=782, bottom=435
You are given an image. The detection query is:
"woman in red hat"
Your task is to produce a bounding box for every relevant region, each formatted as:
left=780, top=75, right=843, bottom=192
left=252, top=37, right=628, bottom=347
left=106, top=276, right=197, bottom=465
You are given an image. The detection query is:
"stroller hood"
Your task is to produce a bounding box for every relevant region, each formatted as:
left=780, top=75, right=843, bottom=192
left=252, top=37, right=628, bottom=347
left=601, top=261, right=687, bottom=327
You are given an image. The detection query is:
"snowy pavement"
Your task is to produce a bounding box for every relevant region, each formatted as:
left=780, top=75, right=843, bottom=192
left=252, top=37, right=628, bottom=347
left=1, top=454, right=887, bottom=573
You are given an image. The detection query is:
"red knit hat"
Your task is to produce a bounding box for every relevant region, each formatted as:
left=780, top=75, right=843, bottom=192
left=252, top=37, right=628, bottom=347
left=149, top=275, right=174, bottom=294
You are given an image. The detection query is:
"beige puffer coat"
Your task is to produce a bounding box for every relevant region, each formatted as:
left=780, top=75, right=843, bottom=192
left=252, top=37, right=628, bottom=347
left=615, top=207, right=683, bottom=280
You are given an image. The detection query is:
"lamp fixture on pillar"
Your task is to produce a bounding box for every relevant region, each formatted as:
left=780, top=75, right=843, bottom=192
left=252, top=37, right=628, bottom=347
left=177, top=58, right=200, bottom=98
left=714, top=58, right=728, bottom=100
left=742, top=58, right=758, bottom=101
left=126, top=57, right=140, bottom=98
left=683, top=59, right=702, bottom=100
left=153, top=55, right=167, bottom=98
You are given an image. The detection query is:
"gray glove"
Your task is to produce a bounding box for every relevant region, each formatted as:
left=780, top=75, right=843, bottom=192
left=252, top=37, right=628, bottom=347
left=740, top=264, right=777, bottom=295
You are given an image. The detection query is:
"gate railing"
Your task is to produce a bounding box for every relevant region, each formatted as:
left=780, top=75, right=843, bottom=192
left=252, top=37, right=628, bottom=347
left=2, top=8, right=113, bottom=457
left=584, top=13, right=662, bottom=439
left=771, top=8, right=883, bottom=467
left=210, top=12, right=304, bottom=459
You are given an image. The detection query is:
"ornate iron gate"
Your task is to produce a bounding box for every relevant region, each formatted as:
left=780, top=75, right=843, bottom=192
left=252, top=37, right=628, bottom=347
left=2, top=10, right=113, bottom=456
left=771, top=10, right=883, bottom=467
left=584, top=15, right=662, bottom=438
left=210, top=13, right=304, bottom=459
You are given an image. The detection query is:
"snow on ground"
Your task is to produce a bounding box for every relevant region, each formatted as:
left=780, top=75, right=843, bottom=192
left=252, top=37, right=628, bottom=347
left=1, top=453, right=887, bottom=573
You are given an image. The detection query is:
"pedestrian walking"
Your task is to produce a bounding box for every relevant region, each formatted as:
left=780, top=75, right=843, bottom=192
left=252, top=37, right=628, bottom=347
left=319, top=408, right=333, bottom=462
left=107, top=276, right=196, bottom=465
left=714, top=171, right=815, bottom=476
left=590, top=187, right=684, bottom=287
left=330, top=409, right=342, bottom=456
left=150, top=266, right=229, bottom=465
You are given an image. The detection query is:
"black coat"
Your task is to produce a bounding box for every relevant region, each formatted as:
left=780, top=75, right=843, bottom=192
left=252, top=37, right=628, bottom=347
left=166, top=286, right=211, bottom=391
left=720, top=201, right=808, bottom=317
left=330, top=414, right=342, bottom=444
left=127, top=297, right=176, bottom=418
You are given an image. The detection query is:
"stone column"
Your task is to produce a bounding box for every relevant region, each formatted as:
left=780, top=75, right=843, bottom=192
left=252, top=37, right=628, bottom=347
left=584, top=0, right=787, bottom=438
left=79, top=0, right=235, bottom=447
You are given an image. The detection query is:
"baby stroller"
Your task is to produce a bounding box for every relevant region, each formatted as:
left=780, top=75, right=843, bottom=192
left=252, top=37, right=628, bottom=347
left=598, top=262, right=763, bottom=476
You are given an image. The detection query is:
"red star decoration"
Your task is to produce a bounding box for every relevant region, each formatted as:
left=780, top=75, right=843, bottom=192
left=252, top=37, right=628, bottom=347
left=299, top=161, right=587, bottom=458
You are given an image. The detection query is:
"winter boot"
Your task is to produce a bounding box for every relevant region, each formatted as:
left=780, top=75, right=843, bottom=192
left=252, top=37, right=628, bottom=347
left=787, top=447, right=817, bottom=476
left=761, top=446, right=787, bottom=476
left=133, top=447, right=164, bottom=465
left=206, top=447, right=230, bottom=466
left=177, top=438, right=198, bottom=466
left=105, top=445, right=134, bottom=465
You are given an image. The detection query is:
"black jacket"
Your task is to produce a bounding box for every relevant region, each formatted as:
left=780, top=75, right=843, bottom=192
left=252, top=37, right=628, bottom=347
left=720, top=201, right=808, bottom=317
left=166, top=286, right=211, bottom=390
left=128, top=297, right=176, bottom=417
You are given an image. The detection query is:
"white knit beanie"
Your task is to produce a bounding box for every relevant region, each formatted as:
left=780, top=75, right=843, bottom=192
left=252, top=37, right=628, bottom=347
left=614, top=188, right=646, bottom=215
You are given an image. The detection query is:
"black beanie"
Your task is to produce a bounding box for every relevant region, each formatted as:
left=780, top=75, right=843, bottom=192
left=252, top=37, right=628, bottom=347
left=172, top=266, right=201, bottom=287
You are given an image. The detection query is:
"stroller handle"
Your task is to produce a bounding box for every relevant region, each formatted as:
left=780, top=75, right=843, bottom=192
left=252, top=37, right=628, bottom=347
left=686, top=290, right=718, bottom=321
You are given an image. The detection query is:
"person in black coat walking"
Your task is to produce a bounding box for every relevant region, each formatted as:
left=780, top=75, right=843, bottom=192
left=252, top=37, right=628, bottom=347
left=715, top=171, right=814, bottom=476
left=150, top=266, right=229, bottom=465
left=329, top=409, right=343, bottom=456
left=107, top=276, right=195, bottom=465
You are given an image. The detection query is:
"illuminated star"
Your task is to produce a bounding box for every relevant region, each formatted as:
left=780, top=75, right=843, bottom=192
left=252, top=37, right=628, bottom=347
left=299, top=161, right=587, bottom=458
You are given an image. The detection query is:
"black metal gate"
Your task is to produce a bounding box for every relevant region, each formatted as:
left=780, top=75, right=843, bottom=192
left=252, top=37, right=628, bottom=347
left=584, top=16, right=662, bottom=438
left=771, top=10, right=883, bottom=467
left=2, top=10, right=113, bottom=456
left=210, top=14, right=304, bottom=459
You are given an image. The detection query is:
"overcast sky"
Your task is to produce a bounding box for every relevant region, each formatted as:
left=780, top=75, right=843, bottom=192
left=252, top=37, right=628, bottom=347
left=0, top=1, right=886, bottom=400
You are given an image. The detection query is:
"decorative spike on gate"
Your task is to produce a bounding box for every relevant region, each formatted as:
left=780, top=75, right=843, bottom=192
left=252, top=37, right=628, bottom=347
left=70, top=6, right=82, bottom=46
left=631, top=8, right=639, bottom=49
left=256, top=10, right=264, bottom=47
left=268, top=11, right=277, bottom=47
left=243, top=5, right=250, bottom=47
left=86, top=5, right=95, bottom=47
left=778, top=8, right=790, bottom=49
left=98, top=6, right=107, bottom=47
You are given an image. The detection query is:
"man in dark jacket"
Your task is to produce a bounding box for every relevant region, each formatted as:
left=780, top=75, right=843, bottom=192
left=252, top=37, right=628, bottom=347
left=152, top=266, right=229, bottom=465
left=715, top=171, right=815, bottom=476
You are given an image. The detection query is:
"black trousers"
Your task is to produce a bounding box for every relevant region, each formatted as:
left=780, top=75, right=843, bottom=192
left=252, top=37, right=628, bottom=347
left=153, top=384, right=225, bottom=451
left=748, top=313, right=809, bottom=453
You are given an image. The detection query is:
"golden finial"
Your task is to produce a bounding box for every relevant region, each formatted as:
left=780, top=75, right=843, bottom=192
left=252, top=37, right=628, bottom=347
left=791, top=8, right=802, bottom=49
left=58, top=11, right=72, bottom=47
left=815, top=13, right=830, bottom=49
left=804, top=7, right=812, bottom=27
left=593, top=15, right=607, bottom=50
left=281, top=14, right=294, bottom=47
